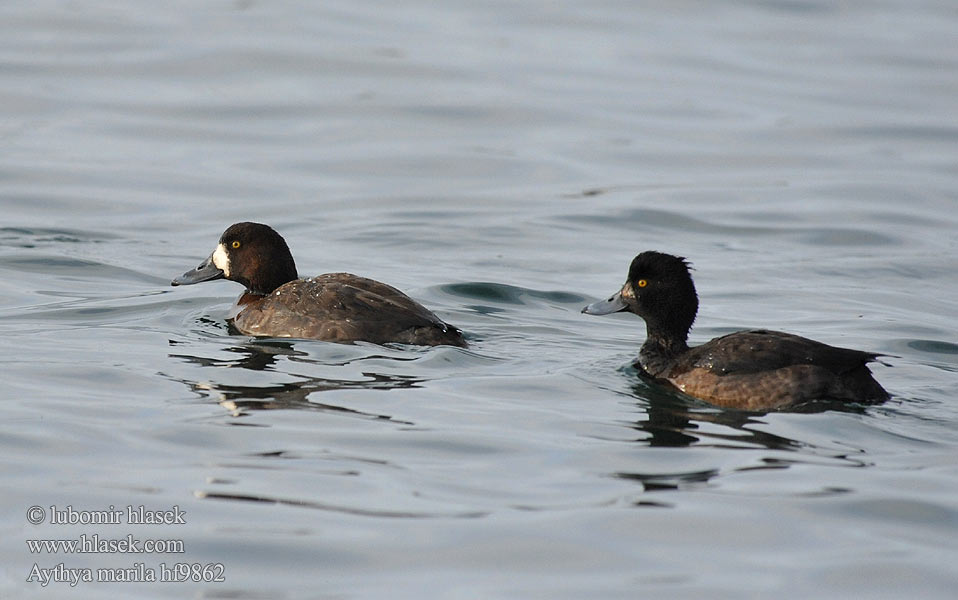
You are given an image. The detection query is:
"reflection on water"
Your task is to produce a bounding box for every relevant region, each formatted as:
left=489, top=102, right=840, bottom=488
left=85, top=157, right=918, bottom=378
left=625, top=373, right=875, bottom=446
left=167, top=339, right=421, bottom=422
left=615, top=468, right=719, bottom=493
left=169, top=338, right=304, bottom=371
left=616, top=377, right=872, bottom=493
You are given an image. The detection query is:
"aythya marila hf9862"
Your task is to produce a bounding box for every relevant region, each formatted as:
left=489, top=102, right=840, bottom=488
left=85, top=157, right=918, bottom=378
left=171, top=222, right=467, bottom=347
left=582, top=251, right=889, bottom=411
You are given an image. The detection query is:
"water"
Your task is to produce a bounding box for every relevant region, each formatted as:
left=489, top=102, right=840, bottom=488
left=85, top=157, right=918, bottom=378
left=2, top=1, right=957, bottom=598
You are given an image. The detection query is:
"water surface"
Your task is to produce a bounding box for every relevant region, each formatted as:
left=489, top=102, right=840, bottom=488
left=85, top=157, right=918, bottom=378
left=2, top=1, right=957, bottom=598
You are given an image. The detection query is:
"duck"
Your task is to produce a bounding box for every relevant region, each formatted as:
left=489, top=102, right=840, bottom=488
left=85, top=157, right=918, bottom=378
left=171, top=222, right=467, bottom=347
left=582, top=251, right=889, bottom=411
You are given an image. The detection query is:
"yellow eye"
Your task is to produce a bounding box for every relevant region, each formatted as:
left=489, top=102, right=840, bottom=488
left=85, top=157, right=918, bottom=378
left=636, top=279, right=648, bottom=288
left=231, top=241, right=241, bottom=249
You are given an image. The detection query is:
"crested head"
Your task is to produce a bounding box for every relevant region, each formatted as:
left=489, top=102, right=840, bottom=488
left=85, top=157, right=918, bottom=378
left=627, top=251, right=693, bottom=283
left=624, top=251, right=699, bottom=342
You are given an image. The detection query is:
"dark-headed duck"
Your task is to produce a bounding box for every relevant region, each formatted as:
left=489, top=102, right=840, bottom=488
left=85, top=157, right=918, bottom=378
left=172, top=222, right=466, bottom=347
left=582, top=251, right=888, bottom=411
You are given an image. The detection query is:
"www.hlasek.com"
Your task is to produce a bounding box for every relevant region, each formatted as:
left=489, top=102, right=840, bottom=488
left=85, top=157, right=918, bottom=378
left=25, top=504, right=225, bottom=586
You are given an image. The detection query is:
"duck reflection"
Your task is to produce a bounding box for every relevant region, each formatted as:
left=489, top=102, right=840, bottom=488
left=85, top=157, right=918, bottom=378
left=631, top=381, right=800, bottom=450
left=615, top=378, right=871, bottom=494
left=627, top=378, right=870, bottom=450
left=168, top=339, right=421, bottom=422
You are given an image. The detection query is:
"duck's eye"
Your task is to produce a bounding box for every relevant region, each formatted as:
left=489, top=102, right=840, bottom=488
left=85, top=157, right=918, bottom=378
left=636, top=279, right=648, bottom=288
left=231, top=241, right=241, bottom=249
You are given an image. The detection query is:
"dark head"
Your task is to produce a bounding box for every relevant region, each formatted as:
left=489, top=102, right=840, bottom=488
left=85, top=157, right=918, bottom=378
left=582, top=251, right=699, bottom=343
left=171, top=222, right=298, bottom=295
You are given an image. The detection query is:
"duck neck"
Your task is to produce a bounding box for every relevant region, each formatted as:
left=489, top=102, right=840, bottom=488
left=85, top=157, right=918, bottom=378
left=236, top=270, right=296, bottom=296
left=639, top=324, right=690, bottom=376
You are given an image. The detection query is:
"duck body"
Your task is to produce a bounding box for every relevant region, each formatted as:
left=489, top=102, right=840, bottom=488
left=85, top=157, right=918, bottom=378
left=584, top=251, right=888, bottom=411
left=641, top=329, right=887, bottom=411
left=172, top=222, right=466, bottom=347
left=229, top=273, right=466, bottom=346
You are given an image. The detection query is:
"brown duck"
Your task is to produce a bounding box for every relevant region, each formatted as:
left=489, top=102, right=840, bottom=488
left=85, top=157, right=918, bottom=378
left=583, top=251, right=888, bottom=411
left=172, top=222, right=466, bottom=347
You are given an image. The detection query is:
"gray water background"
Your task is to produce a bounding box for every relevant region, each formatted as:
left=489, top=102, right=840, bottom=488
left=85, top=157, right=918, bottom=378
left=1, top=1, right=957, bottom=598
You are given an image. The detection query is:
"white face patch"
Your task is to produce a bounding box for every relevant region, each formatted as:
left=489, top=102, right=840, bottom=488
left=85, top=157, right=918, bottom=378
left=211, top=242, right=231, bottom=277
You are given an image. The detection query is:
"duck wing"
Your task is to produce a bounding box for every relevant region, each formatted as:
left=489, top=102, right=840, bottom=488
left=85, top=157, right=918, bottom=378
left=657, top=330, right=888, bottom=409
left=234, top=273, right=465, bottom=346
left=679, top=330, right=880, bottom=376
